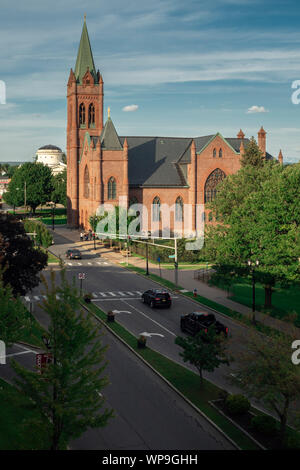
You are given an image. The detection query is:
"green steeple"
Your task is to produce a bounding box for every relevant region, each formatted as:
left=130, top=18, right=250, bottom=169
left=74, top=16, right=97, bottom=83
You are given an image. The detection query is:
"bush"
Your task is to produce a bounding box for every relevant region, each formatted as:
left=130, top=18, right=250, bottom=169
left=225, top=394, right=251, bottom=416
left=251, top=415, right=278, bottom=437
left=284, top=432, right=300, bottom=449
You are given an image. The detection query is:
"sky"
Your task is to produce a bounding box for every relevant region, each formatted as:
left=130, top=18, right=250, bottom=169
left=1, top=0, right=300, bottom=163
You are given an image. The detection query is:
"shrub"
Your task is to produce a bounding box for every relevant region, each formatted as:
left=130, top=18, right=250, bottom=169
left=251, top=415, right=278, bottom=437
left=284, top=432, right=300, bottom=449
left=225, top=394, right=251, bottom=416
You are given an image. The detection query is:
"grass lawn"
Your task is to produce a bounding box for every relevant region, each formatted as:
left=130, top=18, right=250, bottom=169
left=228, top=278, right=300, bottom=324
left=47, top=251, right=60, bottom=264
left=86, top=302, right=259, bottom=450
left=0, top=378, right=50, bottom=449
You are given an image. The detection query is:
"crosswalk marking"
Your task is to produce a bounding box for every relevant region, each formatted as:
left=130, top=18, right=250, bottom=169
left=88, top=262, right=92, bottom=265
left=99, top=292, right=107, bottom=297
left=25, top=296, right=30, bottom=302
left=34, top=296, right=40, bottom=301
left=92, top=292, right=98, bottom=298
left=23, top=290, right=157, bottom=302
left=136, top=291, right=142, bottom=295
left=118, top=291, right=126, bottom=296
left=68, top=262, right=73, bottom=266
left=108, top=292, right=116, bottom=297
left=126, top=291, right=135, bottom=296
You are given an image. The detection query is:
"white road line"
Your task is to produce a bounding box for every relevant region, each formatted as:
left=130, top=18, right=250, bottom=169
left=118, top=292, right=126, bottom=296
left=92, top=297, right=141, bottom=302
left=126, top=292, right=135, bottom=296
left=92, top=292, right=98, bottom=298
left=88, top=262, right=92, bottom=265
left=68, top=262, right=73, bottom=266
left=122, top=300, right=177, bottom=337
left=25, top=296, right=30, bottom=302
left=98, top=292, right=107, bottom=297
left=103, top=262, right=109, bottom=265
left=15, top=343, right=39, bottom=354
left=108, top=292, right=116, bottom=297
left=96, top=262, right=102, bottom=265
left=56, top=294, right=61, bottom=300
left=34, top=296, right=40, bottom=301
left=135, top=291, right=142, bottom=295
left=4, top=350, right=35, bottom=359
left=77, top=262, right=82, bottom=266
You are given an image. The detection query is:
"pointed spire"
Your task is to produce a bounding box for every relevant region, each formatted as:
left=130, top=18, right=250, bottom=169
left=100, top=116, right=122, bottom=150
left=75, top=17, right=97, bottom=84
left=278, top=149, right=283, bottom=165
left=237, top=129, right=245, bottom=139
left=258, top=126, right=266, bottom=136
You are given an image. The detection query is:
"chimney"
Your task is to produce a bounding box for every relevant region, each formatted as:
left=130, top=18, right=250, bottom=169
left=278, top=149, right=283, bottom=165
left=237, top=129, right=245, bottom=139
left=258, top=126, right=267, bottom=157
left=239, top=140, right=245, bottom=157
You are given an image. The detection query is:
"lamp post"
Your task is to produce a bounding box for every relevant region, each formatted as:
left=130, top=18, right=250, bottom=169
left=247, top=259, right=259, bottom=324
left=52, top=203, right=55, bottom=231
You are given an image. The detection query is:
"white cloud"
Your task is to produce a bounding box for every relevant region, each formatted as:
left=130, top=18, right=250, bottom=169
left=122, top=104, right=139, bottom=112
left=246, top=105, right=269, bottom=114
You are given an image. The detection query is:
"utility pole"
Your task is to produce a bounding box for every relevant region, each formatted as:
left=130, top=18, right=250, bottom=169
left=146, top=242, right=149, bottom=275
left=174, top=237, right=178, bottom=286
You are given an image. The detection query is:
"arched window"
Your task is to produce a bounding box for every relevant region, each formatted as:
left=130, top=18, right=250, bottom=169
left=213, top=148, right=216, bottom=158
left=79, top=103, right=85, bottom=125
left=219, top=148, right=223, bottom=158
left=88, top=103, right=95, bottom=127
left=152, top=197, right=161, bottom=222
left=108, top=177, right=116, bottom=200
left=175, top=196, right=183, bottom=221
left=84, top=165, right=90, bottom=199
left=204, top=168, right=226, bottom=203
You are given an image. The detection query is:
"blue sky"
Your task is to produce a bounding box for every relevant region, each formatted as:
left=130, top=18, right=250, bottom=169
left=1, top=0, right=300, bottom=162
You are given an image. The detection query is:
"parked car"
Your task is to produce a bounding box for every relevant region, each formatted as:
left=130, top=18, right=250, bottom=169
left=65, top=249, right=82, bottom=259
left=180, top=312, right=228, bottom=337
left=142, top=289, right=172, bottom=308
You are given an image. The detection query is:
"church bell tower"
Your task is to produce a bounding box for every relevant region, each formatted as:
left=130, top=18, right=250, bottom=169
left=67, top=16, right=104, bottom=226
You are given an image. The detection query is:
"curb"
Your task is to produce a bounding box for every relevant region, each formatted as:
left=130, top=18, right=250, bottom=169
left=209, top=400, right=266, bottom=450
left=81, top=302, right=241, bottom=451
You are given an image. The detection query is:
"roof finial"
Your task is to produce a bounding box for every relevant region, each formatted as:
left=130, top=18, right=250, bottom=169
left=84, top=13, right=87, bottom=22
left=108, top=107, right=110, bottom=119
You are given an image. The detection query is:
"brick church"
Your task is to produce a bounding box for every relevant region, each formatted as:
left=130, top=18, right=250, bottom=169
left=67, top=18, right=282, bottom=233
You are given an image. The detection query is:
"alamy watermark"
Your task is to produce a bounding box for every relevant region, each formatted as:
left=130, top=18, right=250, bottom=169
left=0, top=340, right=6, bottom=365
left=291, top=340, right=300, bottom=365
left=0, top=81, right=6, bottom=104
left=94, top=199, right=206, bottom=251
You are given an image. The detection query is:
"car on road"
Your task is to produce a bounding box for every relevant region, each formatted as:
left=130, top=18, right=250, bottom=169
left=142, top=289, right=172, bottom=308
left=180, top=312, right=228, bottom=337
left=65, top=249, right=82, bottom=259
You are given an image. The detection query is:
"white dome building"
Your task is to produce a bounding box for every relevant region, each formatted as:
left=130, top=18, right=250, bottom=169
left=36, top=145, right=66, bottom=175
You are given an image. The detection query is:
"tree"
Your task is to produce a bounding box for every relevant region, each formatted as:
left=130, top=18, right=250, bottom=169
left=206, top=162, right=300, bottom=308
left=175, top=327, right=229, bottom=385
left=23, top=219, right=53, bottom=248
left=0, top=276, right=30, bottom=345
left=241, top=136, right=265, bottom=168
left=11, top=270, right=113, bottom=450
left=51, top=169, right=67, bottom=207
left=231, top=330, right=300, bottom=448
left=4, top=162, right=53, bottom=213
left=0, top=214, right=47, bottom=296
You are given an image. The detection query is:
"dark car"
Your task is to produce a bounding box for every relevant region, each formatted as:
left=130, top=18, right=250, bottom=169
left=142, top=289, right=172, bottom=308
left=180, top=312, right=228, bottom=337
left=65, top=249, right=82, bottom=259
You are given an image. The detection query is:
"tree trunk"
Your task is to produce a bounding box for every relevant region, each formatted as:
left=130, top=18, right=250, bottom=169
left=279, top=397, right=289, bottom=449
left=264, top=286, right=273, bottom=308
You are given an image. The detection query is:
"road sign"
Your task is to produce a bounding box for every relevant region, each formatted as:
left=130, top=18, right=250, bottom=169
left=168, top=254, right=175, bottom=258
left=36, top=353, right=52, bottom=374
left=78, top=272, right=86, bottom=280
left=157, top=257, right=161, bottom=263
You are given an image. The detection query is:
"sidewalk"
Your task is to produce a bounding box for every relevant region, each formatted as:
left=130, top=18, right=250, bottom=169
left=51, top=227, right=297, bottom=336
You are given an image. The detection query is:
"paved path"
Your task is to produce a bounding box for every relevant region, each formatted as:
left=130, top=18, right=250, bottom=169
left=48, top=227, right=297, bottom=336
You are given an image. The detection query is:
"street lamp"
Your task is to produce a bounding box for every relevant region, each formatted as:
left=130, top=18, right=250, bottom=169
left=42, top=334, right=51, bottom=350
left=247, top=259, right=259, bottom=324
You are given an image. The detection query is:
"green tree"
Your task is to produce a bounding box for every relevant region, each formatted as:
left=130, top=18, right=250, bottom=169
left=51, top=169, right=67, bottom=207
left=11, top=270, right=113, bottom=450
left=0, top=277, right=29, bottom=345
left=175, top=327, right=229, bottom=385
left=241, top=136, right=265, bottom=168
left=231, top=330, right=300, bottom=448
left=4, top=162, right=53, bottom=213
left=0, top=213, right=47, bottom=296
left=23, top=219, right=53, bottom=248
left=206, top=162, right=300, bottom=308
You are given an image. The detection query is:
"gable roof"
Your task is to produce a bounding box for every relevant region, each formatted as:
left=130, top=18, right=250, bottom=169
left=119, top=136, right=190, bottom=187
left=74, top=19, right=97, bottom=84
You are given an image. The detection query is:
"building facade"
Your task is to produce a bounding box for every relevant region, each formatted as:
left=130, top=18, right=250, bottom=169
left=36, top=145, right=66, bottom=175
left=67, top=19, right=280, bottom=234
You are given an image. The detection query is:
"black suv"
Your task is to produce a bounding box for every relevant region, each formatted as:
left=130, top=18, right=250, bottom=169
left=65, top=249, right=82, bottom=260
left=180, top=312, right=228, bottom=337
left=142, top=289, right=172, bottom=308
